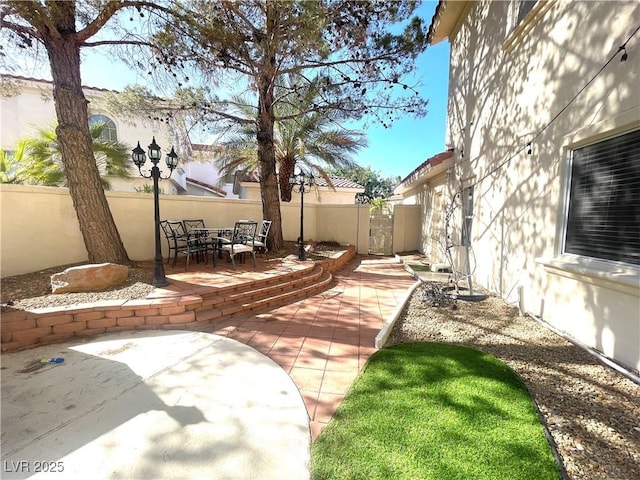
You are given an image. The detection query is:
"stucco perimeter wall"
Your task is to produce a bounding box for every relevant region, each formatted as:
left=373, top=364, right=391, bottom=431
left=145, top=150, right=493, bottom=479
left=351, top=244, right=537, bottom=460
left=392, top=205, right=422, bottom=253
left=0, top=185, right=87, bottom=273
left=0, top=184, right=371, bottom=277
left=314, top=204, right=370, bottom=254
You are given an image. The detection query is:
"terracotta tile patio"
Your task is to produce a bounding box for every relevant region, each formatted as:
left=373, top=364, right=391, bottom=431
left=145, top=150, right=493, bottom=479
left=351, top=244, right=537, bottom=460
left=2, top=253, right=416, bottom=442
left=156, top=254, right=417, bottom=440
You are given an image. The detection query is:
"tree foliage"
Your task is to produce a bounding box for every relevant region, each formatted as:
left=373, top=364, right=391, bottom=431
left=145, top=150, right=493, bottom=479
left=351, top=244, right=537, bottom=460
left=147, top=1, right=429, bottom=125
left=329, top=164, right=400, bottom=204
left=216, top=74, right=368, bottom=202
left=110, top=0, right=430, bottom=250
left=0, top=147, right=23, bottom=184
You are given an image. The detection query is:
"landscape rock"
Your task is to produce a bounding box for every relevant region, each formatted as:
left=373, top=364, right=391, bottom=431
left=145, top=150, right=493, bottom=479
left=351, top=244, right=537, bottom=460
left=51, top=263, right=129, bottom=294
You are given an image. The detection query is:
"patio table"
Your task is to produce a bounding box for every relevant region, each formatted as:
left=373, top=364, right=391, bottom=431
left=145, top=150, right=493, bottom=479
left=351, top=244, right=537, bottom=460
left=189, top=227, right=234, bottom=261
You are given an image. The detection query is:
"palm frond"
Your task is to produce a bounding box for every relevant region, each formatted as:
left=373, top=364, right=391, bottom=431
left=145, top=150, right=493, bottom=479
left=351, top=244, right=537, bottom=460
left=211, top=74, right=367, bottom=201
left=13, top=121, right=133, bottom=189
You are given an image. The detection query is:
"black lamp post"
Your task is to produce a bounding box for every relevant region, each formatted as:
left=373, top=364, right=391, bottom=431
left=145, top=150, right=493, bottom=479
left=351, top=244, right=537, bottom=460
left=132, top=137, right=178, bottom=287
left=289, top=170, right=315, bottom=260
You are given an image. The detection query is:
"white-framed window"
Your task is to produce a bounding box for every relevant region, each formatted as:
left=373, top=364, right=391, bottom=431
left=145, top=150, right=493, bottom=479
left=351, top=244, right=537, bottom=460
left=88, top=114, right=118, bottom=142
left=503, top=0, right=553, bottom=53
left=505, top=0, right=539, bottom=35
left=563, top=129, right=640, bottom=266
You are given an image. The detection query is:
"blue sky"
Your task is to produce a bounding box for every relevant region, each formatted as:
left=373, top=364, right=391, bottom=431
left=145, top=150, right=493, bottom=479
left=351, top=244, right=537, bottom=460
left=345, top=1, right=450, bottom=179
left=19, top=1, right=450, bottom=181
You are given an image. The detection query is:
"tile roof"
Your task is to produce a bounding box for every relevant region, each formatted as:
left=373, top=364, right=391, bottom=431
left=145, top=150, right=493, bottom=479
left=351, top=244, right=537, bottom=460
left=2, top=73, right=118, bottom=93
left=239, top=173, right=363, bottom=190
left=186, top=177, right=227, bottom=197
left=313, top=176, right=364, bottom=189
left=397, top=150, right=454, bottom=187
left=191, top=144, right=224, bottom=153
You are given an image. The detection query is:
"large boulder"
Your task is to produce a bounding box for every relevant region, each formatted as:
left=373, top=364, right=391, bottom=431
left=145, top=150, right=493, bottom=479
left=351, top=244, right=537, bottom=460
left=51, top=263, right=129, bottom=294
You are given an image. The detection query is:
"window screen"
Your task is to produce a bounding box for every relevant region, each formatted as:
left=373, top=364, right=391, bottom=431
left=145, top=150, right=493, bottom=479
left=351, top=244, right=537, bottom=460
left=564, top=129, right=640, bottom=265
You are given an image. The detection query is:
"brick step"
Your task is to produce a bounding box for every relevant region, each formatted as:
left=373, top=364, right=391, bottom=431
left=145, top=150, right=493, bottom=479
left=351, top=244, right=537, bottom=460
left=195, top=266, right=333, bottom=322
left=236, top=267, right=333, bottom=315
left=200, top=262, right=317, bottom=301
left=199, top=264, right=324, bottom=308
left=0, top=262, right=339, bottom=352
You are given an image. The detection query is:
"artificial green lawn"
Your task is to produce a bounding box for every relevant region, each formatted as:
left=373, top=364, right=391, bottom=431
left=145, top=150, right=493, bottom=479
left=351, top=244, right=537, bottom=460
left=407, top=263, right=432, bottom=272
left=311, top=342, right=560, bottom=480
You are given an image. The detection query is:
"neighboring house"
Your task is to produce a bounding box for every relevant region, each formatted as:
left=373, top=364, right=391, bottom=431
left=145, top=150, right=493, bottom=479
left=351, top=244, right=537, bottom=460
left=181, top=143, right=236, bottom=198
left=235, top=172, right=365, bottom=204
left=395, top=1, right=640, bottom=373
left=0, top=75, right=237, bottom=196
left=393, top=149, right=455, bottom=262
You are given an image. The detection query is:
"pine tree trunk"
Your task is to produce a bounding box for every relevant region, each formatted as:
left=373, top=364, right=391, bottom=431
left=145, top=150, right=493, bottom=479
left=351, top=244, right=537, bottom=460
left=256, top=3, right=284, bottom=251
left=44, top=11, right=130, bottom=265
left=257, top=83, right=284, bottom=251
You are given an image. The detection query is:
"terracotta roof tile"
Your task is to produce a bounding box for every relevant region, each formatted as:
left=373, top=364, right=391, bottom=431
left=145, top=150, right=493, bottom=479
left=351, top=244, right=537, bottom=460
left=398, top=150, right=454, bottom=187
left=240, top=173, right=363, bottom=190
left=313, top=176, right=364, bottom=189
left=2, top=73, right=117, bottom=93
left=186, top=177, right=227, bottom=197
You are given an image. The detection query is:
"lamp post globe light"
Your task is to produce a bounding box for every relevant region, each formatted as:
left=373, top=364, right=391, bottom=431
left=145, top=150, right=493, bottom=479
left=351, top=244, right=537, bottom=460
left=289, top=170, right=315, bottom=260
left=132, top=137, right=178, bottom=287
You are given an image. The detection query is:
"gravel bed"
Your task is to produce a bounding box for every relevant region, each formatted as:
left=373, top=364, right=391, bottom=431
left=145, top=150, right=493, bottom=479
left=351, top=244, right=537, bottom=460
left=1, top=266, right=155, bottom=312
left=386, top=282, right=640, bottom=480
left=0, top=242, right=345, bottom=312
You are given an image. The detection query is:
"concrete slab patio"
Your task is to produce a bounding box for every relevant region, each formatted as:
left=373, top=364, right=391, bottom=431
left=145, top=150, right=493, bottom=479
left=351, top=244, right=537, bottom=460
left=1, top=331, right=309, bottom=480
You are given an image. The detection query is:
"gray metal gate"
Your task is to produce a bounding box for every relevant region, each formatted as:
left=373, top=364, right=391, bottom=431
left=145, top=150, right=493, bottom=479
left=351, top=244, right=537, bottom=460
left=369, top=213, right=393, bottom=255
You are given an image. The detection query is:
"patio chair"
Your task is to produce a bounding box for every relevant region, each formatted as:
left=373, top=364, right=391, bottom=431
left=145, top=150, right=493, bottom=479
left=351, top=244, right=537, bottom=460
left=219, top=220, right=258, bottom=270
left=251, top=220, right=272, bottom=259
left=160, top=220, right=186, bottom=264
left=165, top=220, right=208, bottom=270
left=183, top=219, right=217, bottom=259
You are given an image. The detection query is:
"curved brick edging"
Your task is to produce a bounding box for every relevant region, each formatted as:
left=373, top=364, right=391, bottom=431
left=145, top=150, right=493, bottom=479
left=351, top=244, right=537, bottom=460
left=314, top=244, right=356, bottom=274
left=0, top=245, right=357, bottom=352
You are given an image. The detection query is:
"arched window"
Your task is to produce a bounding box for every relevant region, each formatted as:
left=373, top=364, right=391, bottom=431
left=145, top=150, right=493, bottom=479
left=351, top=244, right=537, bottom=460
left=88, top=114, right=118, bottom=142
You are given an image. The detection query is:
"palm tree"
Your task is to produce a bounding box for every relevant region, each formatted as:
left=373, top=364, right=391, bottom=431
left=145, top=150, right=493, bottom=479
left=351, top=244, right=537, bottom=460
left=217, top=75, right=368, bottom=202
left=0, top=144, right=25, bottom=184
left=369, top=197, right=391, bottom=214
left=10, top=122, right=131, bottom=189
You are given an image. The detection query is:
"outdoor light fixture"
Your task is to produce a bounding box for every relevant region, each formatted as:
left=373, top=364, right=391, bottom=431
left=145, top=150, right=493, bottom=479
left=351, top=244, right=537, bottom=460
left=132, top=137, right=179, bottom=287
left=289, top=170, right=315, bottom=260
left=620, top=45, right=628, bottom=62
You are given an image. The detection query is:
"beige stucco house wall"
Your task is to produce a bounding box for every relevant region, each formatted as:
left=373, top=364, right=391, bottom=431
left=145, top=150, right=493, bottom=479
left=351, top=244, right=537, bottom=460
left=1, top=75, right=180, bottom=193
left=408, top=0, right=640, bottom=373
left=393, top=150, right=455, bottom=262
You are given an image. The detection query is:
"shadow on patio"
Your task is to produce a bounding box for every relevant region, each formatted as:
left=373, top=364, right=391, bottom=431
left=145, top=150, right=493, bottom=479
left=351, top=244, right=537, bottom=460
left=2, top=249, right=417, bottom=441
left=137, top=251, right=418, bottom=439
